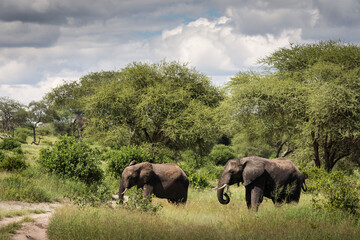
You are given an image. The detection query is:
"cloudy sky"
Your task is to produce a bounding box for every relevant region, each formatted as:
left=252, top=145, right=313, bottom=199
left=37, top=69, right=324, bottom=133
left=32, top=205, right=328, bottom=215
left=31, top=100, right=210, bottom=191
left=1, top=0, right=360, bottom=104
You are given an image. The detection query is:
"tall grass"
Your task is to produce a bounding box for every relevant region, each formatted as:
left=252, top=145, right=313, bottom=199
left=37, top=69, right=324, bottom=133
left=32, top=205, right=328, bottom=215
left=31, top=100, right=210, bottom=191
left=0, top=165, right=92, bottom=202
left=48, top=188, right=360, bottom=240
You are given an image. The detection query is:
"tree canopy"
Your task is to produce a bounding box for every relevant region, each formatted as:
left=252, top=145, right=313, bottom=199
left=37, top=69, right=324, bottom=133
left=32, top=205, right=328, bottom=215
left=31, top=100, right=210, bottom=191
left=84, top=61, right=224, bottom=155
left=228, top=41, right=360, bottom=171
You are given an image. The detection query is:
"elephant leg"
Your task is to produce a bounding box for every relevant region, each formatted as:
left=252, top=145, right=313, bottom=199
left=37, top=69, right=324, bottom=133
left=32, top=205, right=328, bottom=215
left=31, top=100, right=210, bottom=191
left=143, top=184, right=154, bottom=203
left=249, top=177, right=265, bottom=211
left=245, top=187, right=252, bottom=209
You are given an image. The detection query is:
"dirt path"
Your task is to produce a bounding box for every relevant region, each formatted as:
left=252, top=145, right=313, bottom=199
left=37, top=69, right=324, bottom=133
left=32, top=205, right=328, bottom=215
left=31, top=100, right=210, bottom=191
left=0, top=201, right=61, bottom=240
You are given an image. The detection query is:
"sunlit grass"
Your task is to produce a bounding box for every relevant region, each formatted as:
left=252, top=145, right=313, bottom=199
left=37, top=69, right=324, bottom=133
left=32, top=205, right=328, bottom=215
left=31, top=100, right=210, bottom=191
left=48, top=187, right=360, bottom=240
left=21, top=136, right=55, bottom=164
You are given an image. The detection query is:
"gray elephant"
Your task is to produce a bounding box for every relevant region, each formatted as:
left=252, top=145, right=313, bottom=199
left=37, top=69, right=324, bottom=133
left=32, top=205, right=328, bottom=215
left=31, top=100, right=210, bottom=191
left=119, top=161, right=189, bottom=204
left=215, top=156, right=307, bottom=211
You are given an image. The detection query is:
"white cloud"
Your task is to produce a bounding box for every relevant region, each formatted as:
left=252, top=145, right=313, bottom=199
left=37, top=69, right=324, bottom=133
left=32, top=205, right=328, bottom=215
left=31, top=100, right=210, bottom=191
left=153, top=16, right=302, bottom=76
left=1, top=0, right=359, bottom=104
left=0, top=60, right=39, bottom=84
left=0, top=71, right=80, bottom=104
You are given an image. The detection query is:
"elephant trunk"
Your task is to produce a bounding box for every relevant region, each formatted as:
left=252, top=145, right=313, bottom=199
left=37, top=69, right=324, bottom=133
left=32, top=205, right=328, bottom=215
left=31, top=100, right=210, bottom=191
left=118, top=180, right=126, bottom=202
left=217, top=185, right=230, bottom=204
left=217, top=174, right=231, bottom=205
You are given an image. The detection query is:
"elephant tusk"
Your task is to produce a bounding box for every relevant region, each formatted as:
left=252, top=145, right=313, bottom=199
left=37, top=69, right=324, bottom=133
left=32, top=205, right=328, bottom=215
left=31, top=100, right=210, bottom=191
left=121, top=188, right=128, bottom=195
left=217, top=184, right=227, bottom=190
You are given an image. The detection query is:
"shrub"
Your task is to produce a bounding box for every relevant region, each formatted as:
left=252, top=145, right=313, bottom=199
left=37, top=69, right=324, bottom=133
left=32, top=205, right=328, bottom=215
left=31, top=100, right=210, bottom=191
left=140, top=142, right=175, bottom=163
left=0, top=138, right=21, bottom=150
left=15, top=127, right=33, bottom=136
left=37, top=124, right=55, bottom=136
left=121, top=188, right=162, bottom=213
left=104, top=145, right=150, bottom=179
left=182, top=150, right=203, bottom=169
left=16, top=132, right=28, bottom=143
left=38, top=135, right=103, bottom=184
left=305, top=167, right=360, bottom=215
left=73, top=184, right=112, bottom=207
left=178, top=162, right=195, bottom=177
left=207, top=144, right=236, bottom=165
left=188, top=173, right=209, bottom=190
left=198, top=162, right=223, bottom=180
left=0, top=153, right=27, bottom=171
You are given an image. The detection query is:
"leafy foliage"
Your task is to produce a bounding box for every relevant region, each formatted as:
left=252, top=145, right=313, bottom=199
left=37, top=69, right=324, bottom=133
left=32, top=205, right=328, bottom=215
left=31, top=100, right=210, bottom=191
left=229, top=41, right=360, bottom=171
left=73, top=184, right=112, bottom=207
left=188, top=173, right=209, bottom=190
left=85, top=61, right=224, bottom=155
left=182, top=150, right=204, bottom=169
left=304, top=167, right=360, bottom=215
left=207, top=144, right=236, bottom=165
left=38, top=135, right=103, bottom=184
left=104, top=145, right=150, bottom=179
left=0, top=151, right=27, bottom=171
left=121, top=188, right=162, bottom=213
left=0, top=138, right=21, bottom=150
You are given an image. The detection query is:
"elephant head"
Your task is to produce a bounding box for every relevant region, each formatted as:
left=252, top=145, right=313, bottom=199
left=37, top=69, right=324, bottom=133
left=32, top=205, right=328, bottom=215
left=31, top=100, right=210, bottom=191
left=216, top=158, right=265, bottom=204
left=118, top=161, right=154, bottom=201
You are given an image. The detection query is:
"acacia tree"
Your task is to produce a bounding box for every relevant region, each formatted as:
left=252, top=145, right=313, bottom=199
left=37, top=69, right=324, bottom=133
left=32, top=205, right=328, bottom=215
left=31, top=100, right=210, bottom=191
left=227, top=72, right=306, bottom=158
left=46, top=72, right=118, bottom=140
left=27, top=100, right=54, bottom=144
left=0, top=97, right=26, bottom=137
left=85, top=61, right=224, bottom=155
left=230, top=41, right=360, bottom=171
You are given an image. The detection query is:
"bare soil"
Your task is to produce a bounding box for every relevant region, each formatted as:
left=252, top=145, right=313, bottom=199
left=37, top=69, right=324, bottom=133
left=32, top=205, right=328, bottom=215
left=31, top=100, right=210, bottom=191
left=0, top=201, right=60, bottom=240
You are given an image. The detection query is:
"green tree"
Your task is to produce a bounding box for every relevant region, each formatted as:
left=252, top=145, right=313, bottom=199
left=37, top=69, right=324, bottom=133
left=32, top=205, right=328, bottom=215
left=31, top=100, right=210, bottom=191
left=0, top=97, right=26, bottom=137
left=85, top=61, right=224, bottom=155
left=27, top=100, right=54, bottom=144
left=46, top=72, right=117, bottom=139
left=227, top=72, right=306, bottom=158
left=229, top=41, right=360, bottom=171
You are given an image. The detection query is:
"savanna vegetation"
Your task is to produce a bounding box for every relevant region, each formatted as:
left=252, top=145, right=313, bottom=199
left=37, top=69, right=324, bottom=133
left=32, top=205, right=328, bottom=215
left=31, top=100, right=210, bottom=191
left=0, top=40, right=359, bottom=239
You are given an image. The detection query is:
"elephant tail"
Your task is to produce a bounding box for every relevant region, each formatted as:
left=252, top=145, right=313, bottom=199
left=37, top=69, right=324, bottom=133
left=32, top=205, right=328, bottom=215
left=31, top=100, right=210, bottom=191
left=301, top=180, right=307, bottom=192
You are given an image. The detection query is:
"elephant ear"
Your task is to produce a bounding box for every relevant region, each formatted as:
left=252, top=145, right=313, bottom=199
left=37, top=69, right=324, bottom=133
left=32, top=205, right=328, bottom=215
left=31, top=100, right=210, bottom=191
left=242, top=160, right=265, bottom=186
left=139, top=162, right=154, bottom=185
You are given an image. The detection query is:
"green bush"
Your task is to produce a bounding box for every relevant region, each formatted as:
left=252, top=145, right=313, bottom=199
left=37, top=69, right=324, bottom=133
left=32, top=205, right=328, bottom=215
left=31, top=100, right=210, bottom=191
left=104, top=145, right=150, bottom=179
left=0, top=153, right=27, bottom=171
left=16, top=132, right=28, bottom=143
left=188, top=173, right=209, bottom=190
left=38, top=135, right=103, bottom=185
left=141, top=142, right=175, bottom=163
left=305, top=167, right=360, bottom=215
left=182, top=150, right=203, bottom=169
left=121, top=188, right=162, bottom=213
left=73, top=184, right=112, bottom=207
left=198, top=162, right=223, bottom=180
left=178, top=162, right=195, bottom=177
left=207, top=144, right=236, bottom=165
left=15, top=127, right=33, bottom=136
left=0, top=138, right=21, bottom=150
left=37, top=124, right=55, bottom=136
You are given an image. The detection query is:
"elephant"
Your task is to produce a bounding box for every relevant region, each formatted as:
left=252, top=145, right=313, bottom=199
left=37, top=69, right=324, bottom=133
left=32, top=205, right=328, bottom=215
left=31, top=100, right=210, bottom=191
left=215, top=156, right=307, bottom=211
left=119, top=161, right=189, bottom=204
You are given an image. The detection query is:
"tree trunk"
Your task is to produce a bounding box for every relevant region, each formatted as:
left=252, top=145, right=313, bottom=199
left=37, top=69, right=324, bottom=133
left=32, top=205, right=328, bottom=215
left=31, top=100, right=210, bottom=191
left=32, top=126, right=37, bottom=143
left=311, top=131, right=321, bottom=168
left=275, top=141, right=286, bottom=158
